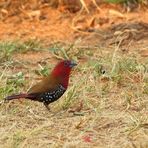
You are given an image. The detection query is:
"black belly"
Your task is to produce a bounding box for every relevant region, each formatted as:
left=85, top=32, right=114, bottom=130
left=29, top=85, right=66, bottom=105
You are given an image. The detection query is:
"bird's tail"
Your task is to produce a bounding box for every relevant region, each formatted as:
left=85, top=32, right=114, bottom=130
left=4, top=93, right=29, bottom=101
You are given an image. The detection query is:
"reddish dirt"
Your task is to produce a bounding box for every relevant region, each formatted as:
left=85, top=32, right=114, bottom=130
left=0, top=4, right=148, bottom=46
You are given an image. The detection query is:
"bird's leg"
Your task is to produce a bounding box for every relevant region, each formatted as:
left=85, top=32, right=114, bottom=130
left=43, top=102, right=50, bottom=111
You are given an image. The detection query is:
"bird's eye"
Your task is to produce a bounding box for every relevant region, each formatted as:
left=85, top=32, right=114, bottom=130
left=64, top=61, right=69, bottom=67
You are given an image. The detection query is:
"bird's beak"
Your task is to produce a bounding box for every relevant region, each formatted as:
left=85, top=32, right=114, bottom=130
left=70, top=61, right=77, bottom=68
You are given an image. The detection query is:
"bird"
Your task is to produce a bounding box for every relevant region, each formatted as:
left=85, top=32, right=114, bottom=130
left=4, top=60, right=77, bottom=110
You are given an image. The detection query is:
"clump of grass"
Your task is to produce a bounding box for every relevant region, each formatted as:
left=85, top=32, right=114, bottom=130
left=0, top=71, right=26, bottom=100
left=35, top=64, right=50, bottom=76
left=105, top=0, right=147, bottom=4
left=0, top=39, right=44, bottom=62
left=105, top=0, right=126, bottom=3
left=48, top=42, right=90, bottom=60
left=61, top=86, right=78, bottom=110
left=7, top=72, right=25, bottom=88
left=12, top=132, right=26, bottom=148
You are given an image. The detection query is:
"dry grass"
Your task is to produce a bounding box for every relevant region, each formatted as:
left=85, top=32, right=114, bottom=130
left=0, top=40, right=148, bottom=148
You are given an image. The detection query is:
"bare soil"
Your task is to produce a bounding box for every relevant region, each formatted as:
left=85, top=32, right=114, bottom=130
left=0, top=2, right=148, bottom=47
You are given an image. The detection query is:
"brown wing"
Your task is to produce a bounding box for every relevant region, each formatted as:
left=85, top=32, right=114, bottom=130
left=28, top=75, right=59, bottom=94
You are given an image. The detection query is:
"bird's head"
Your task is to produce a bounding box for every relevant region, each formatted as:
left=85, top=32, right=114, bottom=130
left=51, top=60, right=77, bottom=88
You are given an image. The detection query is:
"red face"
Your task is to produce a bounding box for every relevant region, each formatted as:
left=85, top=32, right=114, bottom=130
left=52, top=60, right=77, bottom=88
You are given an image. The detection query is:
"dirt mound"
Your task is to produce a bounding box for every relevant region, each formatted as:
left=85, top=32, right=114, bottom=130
left=102, top=22, right=148, bottom=45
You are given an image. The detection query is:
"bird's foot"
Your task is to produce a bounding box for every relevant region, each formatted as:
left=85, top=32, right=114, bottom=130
left=43, top=103, right=50, bottom=111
